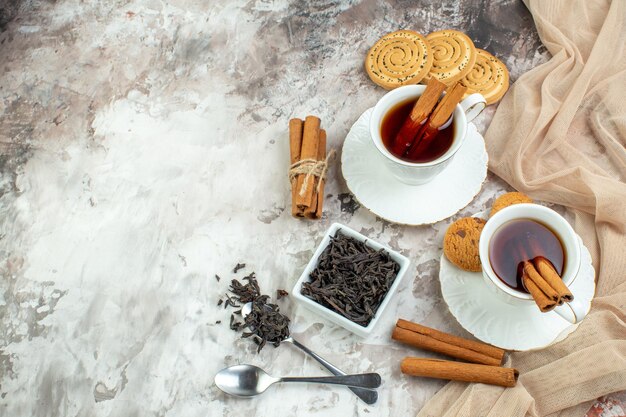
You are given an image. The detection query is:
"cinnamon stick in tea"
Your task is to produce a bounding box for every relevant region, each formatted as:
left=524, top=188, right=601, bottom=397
left=522, top=261, right=560, bottom=303
left=523, top=271, right=558, bottom=312
left=401, top=357, right=518, bottom=388
left=305, top=129, right=327, bottom=219
left=390, top=79, right=447, bottom=156
left=393, top=319, right=505, bottom=366
left=516, top=238, right=572, bottom=311
left=534, top=256, right=573, bottom=302
left=405, top=82, right=467, bottom=160
left=289, top=118, right=304, bottom=217
left=295, top=116, right=320, bottom=210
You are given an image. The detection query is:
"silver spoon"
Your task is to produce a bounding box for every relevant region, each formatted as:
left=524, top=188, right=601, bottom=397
left=241, top=302, right=378, bottom=404
left=214, top=364, right=381, bottom=397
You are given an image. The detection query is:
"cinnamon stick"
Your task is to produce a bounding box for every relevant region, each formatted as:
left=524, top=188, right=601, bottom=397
left=534, top=256, right=573, bottom=302
left=289, top=118, right=303, bottom=165
left=295, top=116, right=320, bottom=210
left=393, top=319, right=504, bottom=366
left=306, top=129, right=327, bottom=219
left=401, top=357, right=518, bottom=388
left=405, top=82, right=467, bottom=160
left=523, top=271, right=558, bottom=312
left=289, top=118, right=304, bottom=218
left=390, top=79, right=447, bottom=156
left=522, top=261, right=559, bottom=302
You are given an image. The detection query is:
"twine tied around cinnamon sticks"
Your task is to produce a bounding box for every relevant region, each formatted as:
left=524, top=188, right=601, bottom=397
left=288, top=116, right=333, bottom=219
left=288, top=150, right=336, bottom=197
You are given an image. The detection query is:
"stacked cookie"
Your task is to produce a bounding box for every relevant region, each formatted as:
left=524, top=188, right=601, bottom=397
left=365, top=29, right=509, bottom=105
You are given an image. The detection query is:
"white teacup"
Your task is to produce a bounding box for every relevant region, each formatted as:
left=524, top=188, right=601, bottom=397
left=478, top=203, right=587, bottom=324
left=369, top=85, right=486, bottom=185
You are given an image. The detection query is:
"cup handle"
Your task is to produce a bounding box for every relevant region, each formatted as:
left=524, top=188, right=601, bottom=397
left=553, top=297, right=587, bottom=324
left=460, top=93, right=487, bottom=122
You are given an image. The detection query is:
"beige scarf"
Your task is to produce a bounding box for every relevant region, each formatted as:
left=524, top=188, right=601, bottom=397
left=418, top=1, right=626, bottom=416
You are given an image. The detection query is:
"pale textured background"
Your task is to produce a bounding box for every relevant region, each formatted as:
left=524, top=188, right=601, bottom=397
left=0, top=1, right=622, bottom=416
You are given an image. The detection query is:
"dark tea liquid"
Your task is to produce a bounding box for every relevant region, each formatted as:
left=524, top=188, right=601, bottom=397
left=489, top=219, right=565, bottom=292
left=381, top=98, right=455, bottom=163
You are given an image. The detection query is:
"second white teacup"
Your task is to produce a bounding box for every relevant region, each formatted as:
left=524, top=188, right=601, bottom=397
left=369, top=85, right=486, bottom=185
left=478, top=204, right=588, bottom=324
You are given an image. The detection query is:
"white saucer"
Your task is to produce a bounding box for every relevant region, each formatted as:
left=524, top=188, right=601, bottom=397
left=440, top=231, right=596, bottom=351
left=341, top=108, right=488, bottom=225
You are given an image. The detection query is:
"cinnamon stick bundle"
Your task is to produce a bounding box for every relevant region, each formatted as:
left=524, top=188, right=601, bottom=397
left=288, top=115, right=328, bottom=219
left=391, top=79, right=447, bottom=156
left=405, top=82, right=467, bottom=160
left=392, top=319, right=505, bottom=366
left=401, top=357, right=518, bottom=388
left=535, top=256, right=573, bottom=302
left=295, top=116, right=321, bottom=211
left=523, top=257, right=573, bottom=312
left=523, top=275, right=557, bottom=312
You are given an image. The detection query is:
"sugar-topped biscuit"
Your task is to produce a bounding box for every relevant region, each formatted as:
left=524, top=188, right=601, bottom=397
left=365, top=30, right=433, bottom=90
left=423, top=30, right=477, bottom=86
left=460, top=49, right=509, bottom=105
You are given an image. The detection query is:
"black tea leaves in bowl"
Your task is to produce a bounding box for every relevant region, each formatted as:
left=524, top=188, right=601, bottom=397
left=301, top=230, right=400, bottom=327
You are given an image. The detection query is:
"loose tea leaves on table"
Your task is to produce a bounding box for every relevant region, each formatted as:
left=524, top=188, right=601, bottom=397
left=223, top=294, right=239, bottom=309
left=276, top=289, right=289, bottom=300
left=221, top=270, right=290, bottom=352
left=301, top=231, right=400, bottom=327
left=232, top=263, right=246, bottom=273
left=239, top=295, right=290, bottom=352
left=229, top=272, right=260, bottom=303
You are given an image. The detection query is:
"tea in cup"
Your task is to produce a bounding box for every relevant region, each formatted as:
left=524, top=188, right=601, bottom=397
left=369, top=85, right=486, bottom=185
left=479, top=204, right=587, bottom=324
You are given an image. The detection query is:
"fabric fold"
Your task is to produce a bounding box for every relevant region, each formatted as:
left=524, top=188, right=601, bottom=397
left=418, top=0, right=626, bottom=416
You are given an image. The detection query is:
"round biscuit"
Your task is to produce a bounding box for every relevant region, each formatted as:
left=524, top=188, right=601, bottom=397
left=423, top=29, right=477, bottom=86
left=490, top=192, right=533, bottom=217
left=443, top=217, right=486, bottom=272
left=459, top=49, right=509, bottom=105
left=365, top=30, right=433, bottom=90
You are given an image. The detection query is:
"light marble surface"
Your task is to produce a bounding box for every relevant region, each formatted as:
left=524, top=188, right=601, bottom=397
left=0, top=1, right=560, bottom=416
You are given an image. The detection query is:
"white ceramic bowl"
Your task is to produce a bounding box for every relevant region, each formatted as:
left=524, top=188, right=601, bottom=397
left=291, top=223, right=410, bottom=337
